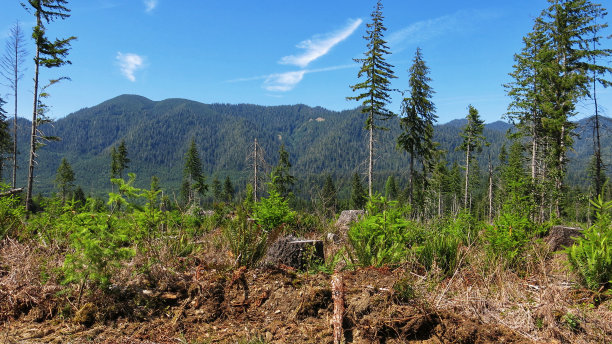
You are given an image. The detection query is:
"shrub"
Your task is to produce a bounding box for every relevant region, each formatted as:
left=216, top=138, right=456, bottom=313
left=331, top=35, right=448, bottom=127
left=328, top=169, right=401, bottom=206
left=62, top=212, right=133, bottom=289
left=485, top=211, right=533, bottom=268
left=0, top=185, right=25, bottom=239
left=253, top=187, right=295, bottom=233
left=412, top=232, right=460, bottom=275
left=566, top=194, right=612, bottom=290
left=348, top=195, right=417, bottom=267
left=223, top=206, right=268, bottom=268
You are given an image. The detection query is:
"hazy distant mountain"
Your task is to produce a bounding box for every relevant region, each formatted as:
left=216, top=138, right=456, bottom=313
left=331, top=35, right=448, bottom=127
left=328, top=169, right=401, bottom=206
left=9, top=95, right=610, bottom=197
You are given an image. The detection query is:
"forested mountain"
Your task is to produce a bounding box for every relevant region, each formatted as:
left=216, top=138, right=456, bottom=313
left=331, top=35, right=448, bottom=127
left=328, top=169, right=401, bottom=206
left=8, top=94, right=610, bottom=199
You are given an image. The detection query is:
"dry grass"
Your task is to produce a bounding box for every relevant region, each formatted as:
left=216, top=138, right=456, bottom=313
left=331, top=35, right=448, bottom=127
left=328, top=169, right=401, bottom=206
left=423, top=240, right=612, bottom=343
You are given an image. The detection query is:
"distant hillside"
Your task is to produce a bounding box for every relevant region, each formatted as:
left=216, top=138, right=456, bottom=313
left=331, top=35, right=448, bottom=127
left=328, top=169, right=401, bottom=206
left=8, top=95, right=611, bottom=198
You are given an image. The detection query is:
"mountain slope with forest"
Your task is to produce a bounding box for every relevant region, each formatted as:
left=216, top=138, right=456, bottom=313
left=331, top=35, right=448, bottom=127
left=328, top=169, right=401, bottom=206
left=9, top=94, right=611, bottom=198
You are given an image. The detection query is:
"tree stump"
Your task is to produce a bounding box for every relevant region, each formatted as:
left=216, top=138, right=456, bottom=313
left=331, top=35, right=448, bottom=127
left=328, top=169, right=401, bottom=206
left=261, top=235, right=324, bottom=270
left=545, top=226, right=583, bottom=251
left=331, top=272, right=345, bottom=344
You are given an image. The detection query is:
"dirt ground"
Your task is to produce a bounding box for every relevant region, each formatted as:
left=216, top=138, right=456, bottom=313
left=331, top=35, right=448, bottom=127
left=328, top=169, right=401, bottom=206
left=1, top=236, right=610, bottom=343
left=0, top=265, right=560, bottom=344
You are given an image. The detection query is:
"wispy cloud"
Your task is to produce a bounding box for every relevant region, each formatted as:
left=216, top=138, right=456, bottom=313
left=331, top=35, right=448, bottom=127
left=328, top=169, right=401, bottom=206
left=144, top=0, right=158, bottom=12
left=279, top=18, right=362, bottom=68
left=228, top=64, right=355, bottom=92
left=116, top=52, right=145, bottom=82
left=388, top=10, right=500, bottom=51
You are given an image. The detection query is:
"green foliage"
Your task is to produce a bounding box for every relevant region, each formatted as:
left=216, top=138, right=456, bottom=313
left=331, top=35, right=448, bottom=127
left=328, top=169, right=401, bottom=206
left=271, top=144, right=295, bottom=199
left=412, top=232, right=460, bottom=275
left=566, top=194, right=612, bottom=290
left=182, top=138, right=207, bottom=206
left=321, top=174, right=337, bottom=216
left=223, top=175, right=234, bottom=203
left=62, top=210, right=133, bottom=288
left=348, top=195, right=417, bottom=267
left=223, top=205, right=268, bottom=268
left=350, top=172, right=367, bottom=209
left=0, top=184, right=25, bottom=239
left=486, top=211, right=533, bottom=268
left=384, top=175, right=398, bottom=200
left=111, top=140, right=130, bottom=179
left=393, top=278, right=416, bottom=304
left=253, top=177, right=296, bottom=232
left=55, top=157, right=74, bottom=202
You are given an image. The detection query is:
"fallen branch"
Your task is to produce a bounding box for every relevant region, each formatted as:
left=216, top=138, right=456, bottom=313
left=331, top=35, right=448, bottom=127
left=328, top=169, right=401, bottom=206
left=0, top=188, right=23, bottom=197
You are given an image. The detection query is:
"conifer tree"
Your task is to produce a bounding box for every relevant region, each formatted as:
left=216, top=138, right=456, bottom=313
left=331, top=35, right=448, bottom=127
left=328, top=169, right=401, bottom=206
left=23, top=0, right=76, bottom=212
left=271, top=144, right=295, bottom=199
left=350, top=172, right=367, bottom=210
left=115, top=140, right=130, bottom=179
left=1, top=21, right=28, bottom=188
left=384, top=175, right=398, bottom=200
left=321, top=174, right=337, bottom=216
left=212, top=176, right=222, bottom=202
left=398, top=47, right=437, bottom=206
left=347, top=0, right=396, bottom=197
left=55, top=157, right=74, bottom=203
left=223, top=176, right=234, bottom=203
left=458, top=105, right=486, bottom=210
left=182, top=139, right=207, bottom=206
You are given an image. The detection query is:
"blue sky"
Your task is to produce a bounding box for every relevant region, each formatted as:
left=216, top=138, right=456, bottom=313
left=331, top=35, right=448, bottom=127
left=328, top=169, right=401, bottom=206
left=1, top=0, right=611, bottom=123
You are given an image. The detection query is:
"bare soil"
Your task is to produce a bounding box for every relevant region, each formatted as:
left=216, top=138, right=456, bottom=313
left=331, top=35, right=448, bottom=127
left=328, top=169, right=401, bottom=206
left=1, top=236, right=610, bottom=343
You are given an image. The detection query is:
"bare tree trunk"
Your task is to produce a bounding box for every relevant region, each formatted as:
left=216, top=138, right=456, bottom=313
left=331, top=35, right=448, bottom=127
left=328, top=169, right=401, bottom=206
left=25, top=15, right=41, bottom=212
left=488, top=152, right=493, bottom=222
left=593, top=66, right=603, bottom=197
left=368, top=116, right=373, bottom=198
left=555, top=124, right=565, bottom=218
left=254, top=138, right=258, bottom=202
left=408, top=149, right=414, bottom=206
left=438, top=185, right=442, bottom=217
left=464, top=139, right=471, bottom=209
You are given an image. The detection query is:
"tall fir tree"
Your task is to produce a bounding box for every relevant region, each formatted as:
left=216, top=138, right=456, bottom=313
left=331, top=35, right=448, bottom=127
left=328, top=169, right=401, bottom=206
left=397, top=47, right=437, bottom=206
left=271, top=144, right=295, bottom=199
left=321, top=174, right=337, bottom=216
left=23, top=0, right=76, bottom=211
left=115, top=140, right=130, bottom=179
left=350, top=172, right=367, bottom=210
left=182, top=139, right=207, bottom=206
left=384, top=175, right=398, bottom=200
left=458, top=105, right=487, bottom=210
left=55, top=157, right=74, bottom=203
left=212, top=176, right=222, bottom=202
left=347, top=0, right=396, bottom=197
left=223, top=176, right=234, bottom=203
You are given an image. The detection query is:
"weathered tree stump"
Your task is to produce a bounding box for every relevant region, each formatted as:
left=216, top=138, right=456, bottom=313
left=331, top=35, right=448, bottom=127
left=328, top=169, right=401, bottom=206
left=261, top=235, right=324, bottom=270
left=331, top=272, right=345, bottom=344
left=545, top=225, right=583, bottom=251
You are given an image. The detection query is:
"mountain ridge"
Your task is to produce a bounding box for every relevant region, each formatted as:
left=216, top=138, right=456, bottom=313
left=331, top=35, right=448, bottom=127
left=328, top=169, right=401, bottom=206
left=8, top=94, right=610, bottom=198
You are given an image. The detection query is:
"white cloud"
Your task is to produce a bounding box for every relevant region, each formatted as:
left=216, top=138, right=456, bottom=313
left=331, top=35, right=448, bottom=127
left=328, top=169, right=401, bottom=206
left=144, top=0, right=158, bottom=12
left=263, top=71, right=306, bottom=92
left=279, top=18, right=362, bottom=68
left=388, top=10, right=499, bottom=51
left=228, top=64, right=355, bottom=92
left=116, top=52, right=145, bottom=82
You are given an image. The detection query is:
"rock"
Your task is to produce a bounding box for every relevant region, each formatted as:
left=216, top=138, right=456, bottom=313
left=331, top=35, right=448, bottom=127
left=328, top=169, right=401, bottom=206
left=545, top=226, right=583, bottom=251
left=261, top=235, right=324, bottom=270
